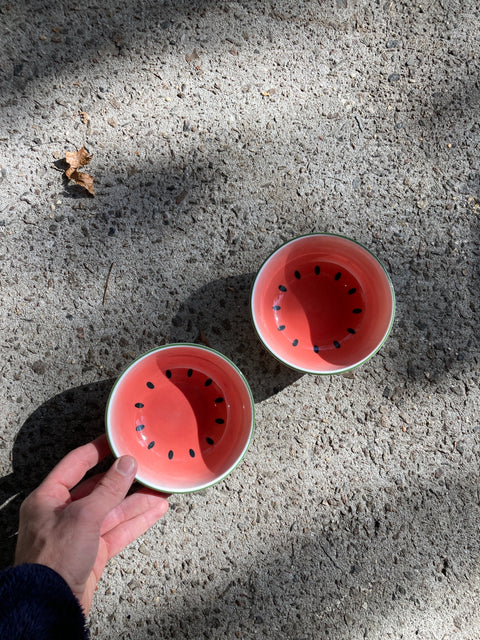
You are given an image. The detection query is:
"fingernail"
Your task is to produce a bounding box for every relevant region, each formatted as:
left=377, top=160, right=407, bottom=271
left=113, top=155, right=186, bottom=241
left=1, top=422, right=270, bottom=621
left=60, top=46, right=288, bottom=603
left=116, top=456, right=136, bottom=476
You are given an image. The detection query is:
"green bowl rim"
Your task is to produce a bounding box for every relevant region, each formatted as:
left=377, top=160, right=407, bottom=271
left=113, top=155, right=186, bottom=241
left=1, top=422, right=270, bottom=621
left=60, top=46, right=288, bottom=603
left=250, top=232, right=396, bottom=375
left=105, top=343, right=256, bottom=494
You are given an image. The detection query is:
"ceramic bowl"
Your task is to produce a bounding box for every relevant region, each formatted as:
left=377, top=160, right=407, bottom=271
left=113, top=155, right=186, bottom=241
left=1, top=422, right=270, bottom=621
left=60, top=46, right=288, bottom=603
left=251, top=233, right=395, bottom=375
left=105, top=344, right=255, bottom=493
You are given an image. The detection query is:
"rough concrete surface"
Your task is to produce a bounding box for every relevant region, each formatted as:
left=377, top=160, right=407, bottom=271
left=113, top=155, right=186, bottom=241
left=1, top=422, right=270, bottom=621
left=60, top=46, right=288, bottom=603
left=1, top=0, right=479, bottom=638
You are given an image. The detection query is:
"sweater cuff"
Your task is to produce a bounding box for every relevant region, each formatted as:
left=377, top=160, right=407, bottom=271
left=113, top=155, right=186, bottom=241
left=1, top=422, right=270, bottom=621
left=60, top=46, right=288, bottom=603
left=0, top=563, right=89, bottom=640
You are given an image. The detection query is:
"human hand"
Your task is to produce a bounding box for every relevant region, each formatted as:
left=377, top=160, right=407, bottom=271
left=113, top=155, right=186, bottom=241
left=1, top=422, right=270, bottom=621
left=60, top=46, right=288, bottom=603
left=14, top=435, right=169, bottom=614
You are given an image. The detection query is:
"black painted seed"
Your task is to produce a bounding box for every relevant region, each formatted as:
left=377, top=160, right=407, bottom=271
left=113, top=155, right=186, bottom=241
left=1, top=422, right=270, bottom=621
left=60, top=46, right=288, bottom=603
left=215, top=397, right=224, bottom=403
left=206, top=437, right=214, bottom=445
left=353, top=308, right=362, bottom=314
left=348, top=288, right=357, bottom=295
left=315, top=265, right=320, bottom=275
left=166, top=369, right=172, bottom=378
left=273, top=305, right=281, bottom=311
left=278, top=325, right=286, bottom=331
left=189, top=449, right=195, bottom=458
left=146, top=381, right=154, bottom=389
left=135, top=402, right=144, bottom=408
left=335, top=272, right=342, bottom=281
left=292, top=339, right=299, bottom=347
left=294, top=270, right=301, bottom=279
left=188, top=369, right=193, bottom=377
left=347, top=328, right=356, bottom=334
left=216, top=418, right=225, bottom=424
left=148, top=441, right=155, bottom=449
left=333, top=340, right=341, bottom=349
left=168, top=450, right=173, bottom=460
left=136, top=424, right=145, bottom=431
left=313, top=345, right=319, bottom=354
left=279, top=285, right=287, bottom=292
left=205, top=378, right=212, bottom=387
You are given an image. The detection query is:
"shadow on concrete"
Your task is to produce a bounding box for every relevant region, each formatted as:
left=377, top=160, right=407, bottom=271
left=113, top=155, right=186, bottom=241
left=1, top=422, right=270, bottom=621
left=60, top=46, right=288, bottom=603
left=169, top=273, right=303, bottom=403
left=369, top=213, right=479, bottom=388
left=120, top=465, right=479, bottom=640
left=0, top=379, right=114, bottom=569
left=0, top=0, right=338, bottom=99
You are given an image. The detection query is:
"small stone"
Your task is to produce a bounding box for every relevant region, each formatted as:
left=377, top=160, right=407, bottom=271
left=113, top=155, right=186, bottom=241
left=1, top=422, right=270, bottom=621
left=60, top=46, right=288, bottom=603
left=127, top=579, right=140, bottom=590
left=138, top=544, right=150, bottom=556
left=388, top=73, right=400, bottom=83
left=407, top=362, right=417, bottom=378
left=185, top=48, right=200, bottom=62
left=386, top=39, right=399, bottom=48
left=344, top=613, right=353, bottom=625
left=31, top=360, right=46, bottom=375
left=175, top=190, right=188, bottom=205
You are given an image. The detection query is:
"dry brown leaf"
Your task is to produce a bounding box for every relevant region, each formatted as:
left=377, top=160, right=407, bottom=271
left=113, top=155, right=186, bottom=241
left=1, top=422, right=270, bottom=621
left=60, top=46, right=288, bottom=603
left=65, top=146, right=92, bottom=170
left=66, top=168, right=95, bottom=196
left=65, top=146, right=95, bottom=195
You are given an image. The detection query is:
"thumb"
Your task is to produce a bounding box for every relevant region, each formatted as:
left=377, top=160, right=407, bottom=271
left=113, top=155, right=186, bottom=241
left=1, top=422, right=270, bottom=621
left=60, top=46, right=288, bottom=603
left=84, top=456, right=137, bottom=527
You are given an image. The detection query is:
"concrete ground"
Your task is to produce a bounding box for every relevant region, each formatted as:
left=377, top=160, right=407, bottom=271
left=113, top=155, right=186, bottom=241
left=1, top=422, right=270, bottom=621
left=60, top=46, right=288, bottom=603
left=1, top=0, right=479, bottom=638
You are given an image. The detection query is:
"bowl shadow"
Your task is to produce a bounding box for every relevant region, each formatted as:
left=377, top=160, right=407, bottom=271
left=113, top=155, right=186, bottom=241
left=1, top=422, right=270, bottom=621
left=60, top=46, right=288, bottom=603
left=169, top=273, right=303, bottom=403
left=0, top=379, right=114, bottom=569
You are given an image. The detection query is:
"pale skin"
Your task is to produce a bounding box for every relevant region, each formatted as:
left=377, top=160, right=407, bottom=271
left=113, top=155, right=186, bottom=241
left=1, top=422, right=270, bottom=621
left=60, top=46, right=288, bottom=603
left=14, top=435, right=169, bottom=615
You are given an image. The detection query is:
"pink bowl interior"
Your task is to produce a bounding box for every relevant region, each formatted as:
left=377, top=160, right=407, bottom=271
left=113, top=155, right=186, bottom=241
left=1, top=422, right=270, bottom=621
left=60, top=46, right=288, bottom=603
left=106, top=345, right=254, bottom=493
left=251, top=234, right=395, bottom=374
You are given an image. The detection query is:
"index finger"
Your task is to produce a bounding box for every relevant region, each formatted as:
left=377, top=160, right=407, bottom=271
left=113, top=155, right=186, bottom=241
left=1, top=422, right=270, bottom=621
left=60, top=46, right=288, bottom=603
left=41, top=435, right=112, bottom=493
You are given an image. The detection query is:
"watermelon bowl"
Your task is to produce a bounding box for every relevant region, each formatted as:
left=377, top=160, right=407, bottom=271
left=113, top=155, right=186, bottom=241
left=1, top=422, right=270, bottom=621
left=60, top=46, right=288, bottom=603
left=251, top=233, right=395, bottom=375
left=105, top=344, right=255, bottom=493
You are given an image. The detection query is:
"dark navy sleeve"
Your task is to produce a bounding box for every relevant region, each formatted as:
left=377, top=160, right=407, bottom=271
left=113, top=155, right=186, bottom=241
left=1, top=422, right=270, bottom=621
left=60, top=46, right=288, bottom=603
left=0, top=564, right=89, bottom=640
